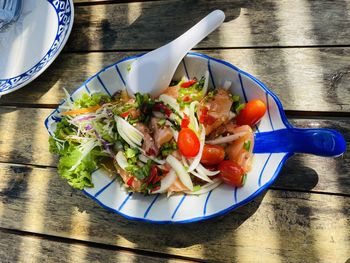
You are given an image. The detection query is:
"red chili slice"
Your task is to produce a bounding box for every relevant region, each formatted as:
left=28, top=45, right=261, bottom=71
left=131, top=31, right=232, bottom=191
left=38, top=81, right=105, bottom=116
left=180, top=79, right=197, bottom=88
left=127, top=177, right=134, bottom=187
left=181, top=113, right=190, bottom=128
left=153, top=102, right=172, bottom=117
left=183, top=95, right=192, bottom=102
left=199, top=107, right=216, bottom=125
left=120, top=111, right=129, bottom=118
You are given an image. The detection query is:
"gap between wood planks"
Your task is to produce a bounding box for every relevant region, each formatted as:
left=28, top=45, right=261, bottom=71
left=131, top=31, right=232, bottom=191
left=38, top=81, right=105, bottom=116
left=62, top=45, right=350, bottom=54
left=74, top=0, right=162, bottom=6
left=0, top=104, right=349, bottom=118
left=0, top=227, right=201, bottom=263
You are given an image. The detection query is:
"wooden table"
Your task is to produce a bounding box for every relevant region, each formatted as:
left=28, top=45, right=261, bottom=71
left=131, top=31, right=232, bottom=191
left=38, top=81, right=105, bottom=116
left=0, top=1, right=349, bottom=262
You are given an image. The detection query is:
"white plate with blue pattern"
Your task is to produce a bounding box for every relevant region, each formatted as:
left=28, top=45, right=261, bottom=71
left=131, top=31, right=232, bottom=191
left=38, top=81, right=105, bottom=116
left=0, top=0, right=73, bottom=95
left=45, top=52, right=346, bottom=224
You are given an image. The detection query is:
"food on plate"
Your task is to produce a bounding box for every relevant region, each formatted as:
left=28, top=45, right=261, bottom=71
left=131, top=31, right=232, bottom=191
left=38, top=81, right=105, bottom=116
left=49, top=74, right=266, bottom=195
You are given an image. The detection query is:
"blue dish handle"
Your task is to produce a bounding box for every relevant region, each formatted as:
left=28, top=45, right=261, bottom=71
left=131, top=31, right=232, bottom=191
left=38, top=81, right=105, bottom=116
left=254, top=128, right=346, bottom=157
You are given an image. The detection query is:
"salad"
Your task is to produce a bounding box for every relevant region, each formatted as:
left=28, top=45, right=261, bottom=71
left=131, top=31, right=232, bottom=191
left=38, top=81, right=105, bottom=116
left=49, top=73, right=266, bottom=195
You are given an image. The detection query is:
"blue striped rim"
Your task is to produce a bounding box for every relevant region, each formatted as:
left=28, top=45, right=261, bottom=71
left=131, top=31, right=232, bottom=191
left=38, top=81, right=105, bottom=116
left=207, top=59, right=216, bottom=90
left=258, top=153, right=272, bottom=187
left=203, top=190, right=213, bottom=216
left=182, top=59, right=190, bottom=79
left=118, top=192, right=133, bottom=211
left=143, top=194, right=160, bottom=218
left=234, top=187, right=238, bottom=204
left=84, top=84, right=91, bottom=94
left=97, top=75, right=112, bottom=97
left=266, top=93, right=274, bottom=131
left=115, top=64, right=126, bottom=87
left=94, top=177, right=116, bottom=198
left=81, top=153, right=291, bottom=224
left=238, top=72, right=248, bottom=103
left=171, top=194, right=187, bottom=219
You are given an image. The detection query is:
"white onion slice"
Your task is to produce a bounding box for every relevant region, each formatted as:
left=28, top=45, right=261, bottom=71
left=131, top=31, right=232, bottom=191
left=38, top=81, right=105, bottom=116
left=189, top=101, right=199, bottom=132
left=166, top=155, right=193, bottom=191
left=139, top=154, right=149, bottom=163
left=159, top=94, right=181, bottom=116
left=153, top=111, right=165, bottom=118
left=228, top=111, right=236, bottom=121
left=115, top=116, right=143, bottom=147
left=190, top=170, right=213, bottom=183
left=138, top=151, right=166, bottom=165
left=205, top=132, right=247, bottom=145
left=116, top=151, right=128, bottom=170
left=187, top=125, right=206, bottom=172
left=117, top=122, right=137, bottom=148
left=201, top=70, right=210, bottom=95
left=118, top=117, right=143, bottom=144
left=152, top=169, right=177, bottom=194
left=196, top=163, right=220, bottom=176
left=185, top=178, right=222, bottom=195
left=181, top=155, right=189, bottom=167
left=165, top=120, right=179, bottom=141
left=223, top=80, right=232, bottom=90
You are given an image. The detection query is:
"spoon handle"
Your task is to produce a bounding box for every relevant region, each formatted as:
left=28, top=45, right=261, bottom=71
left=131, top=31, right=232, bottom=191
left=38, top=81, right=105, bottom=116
left=165, top=10, right=225, bottom=59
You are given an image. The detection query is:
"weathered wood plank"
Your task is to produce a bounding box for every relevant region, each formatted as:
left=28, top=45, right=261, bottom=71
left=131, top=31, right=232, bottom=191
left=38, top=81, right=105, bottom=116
left=0, top=107, right=348, bottom=194
left=66, top=0, right=350, bottom=51
left=0, top=230, right=191, bottom=263
left=1, top=48, right=350, bottom=112
left=0, top=164, right=348, bottom=262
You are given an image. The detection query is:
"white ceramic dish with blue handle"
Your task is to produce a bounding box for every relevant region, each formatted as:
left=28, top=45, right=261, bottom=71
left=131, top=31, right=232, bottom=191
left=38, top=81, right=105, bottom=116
left=45, top=52, right=346, bottom=224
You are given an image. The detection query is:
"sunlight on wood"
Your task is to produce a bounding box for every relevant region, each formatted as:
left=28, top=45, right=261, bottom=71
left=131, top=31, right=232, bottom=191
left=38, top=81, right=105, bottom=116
left=275, top=0, right=326, bottom=110
left=276, top=0, right=316, bottom=45
left=68, top=208, right=90, bottom=263
left=18, top=170, right=50, bottom=261
left=228, top=8, right=256, bottom=73
left=127, top=2, right=142, bottom=25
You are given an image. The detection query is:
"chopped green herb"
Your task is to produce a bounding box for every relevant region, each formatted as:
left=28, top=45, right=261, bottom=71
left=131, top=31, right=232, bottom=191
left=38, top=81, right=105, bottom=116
left=127, top=64, right=132, bottom=72
left=158, top=140, right=178, bottom=158
left=126, top=159, right=153, bottom=180
left=241, top=173, right=247, bottom=186
left=193, top=185, right=201, bottom=192
left=243, top=140, right=251, bottom=151
left=157, top=119, right=166, bottom=127
left=74, top=93, right=111, bottom=108
left=125, top=147, right=139, bottom=159
left=230, top=94, right=240, bottom=102
left=235, top=103, right=245, bottom=114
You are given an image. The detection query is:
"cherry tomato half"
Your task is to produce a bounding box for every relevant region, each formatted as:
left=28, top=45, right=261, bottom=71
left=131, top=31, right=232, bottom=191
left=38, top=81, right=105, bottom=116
left=218, top=160, right=246, bottom=187
left=236, top=99, right=267, bottom=127
left=200, top=144, right=225, bottom=165
left=177, top=128, right=200, bottom=157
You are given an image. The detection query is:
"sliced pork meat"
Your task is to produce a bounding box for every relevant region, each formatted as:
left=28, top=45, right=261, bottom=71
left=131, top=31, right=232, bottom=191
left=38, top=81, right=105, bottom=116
left=150, top=117, right=174, bottom=149
left=134, top=123, right=158, bottom=156
left=198, top=88, right=233, bottom=135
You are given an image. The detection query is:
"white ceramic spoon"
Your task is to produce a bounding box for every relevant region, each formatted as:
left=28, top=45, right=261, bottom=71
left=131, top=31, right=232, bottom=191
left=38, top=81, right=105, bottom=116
left=125, top=10, right=225, bottom=97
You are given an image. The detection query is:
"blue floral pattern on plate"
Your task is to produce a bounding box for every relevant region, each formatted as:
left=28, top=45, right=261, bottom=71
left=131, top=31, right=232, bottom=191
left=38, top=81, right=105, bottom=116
left=0, top=0, right=73, bottom=95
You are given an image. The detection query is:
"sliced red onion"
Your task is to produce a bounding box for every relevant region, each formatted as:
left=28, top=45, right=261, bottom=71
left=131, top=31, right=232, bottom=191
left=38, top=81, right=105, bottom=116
left=75, top=115, right=95, bottom=122
left=85, top=124, right=92, bottom=130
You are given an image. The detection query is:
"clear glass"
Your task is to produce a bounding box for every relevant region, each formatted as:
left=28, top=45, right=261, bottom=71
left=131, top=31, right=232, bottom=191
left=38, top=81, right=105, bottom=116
left=0, top=0, right=22, bottom=30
